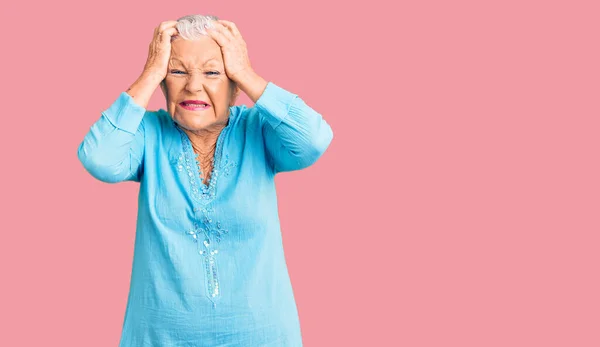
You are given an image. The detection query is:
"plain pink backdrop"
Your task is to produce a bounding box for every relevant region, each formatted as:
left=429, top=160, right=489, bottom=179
left=1, top=0, right=599, bottom=346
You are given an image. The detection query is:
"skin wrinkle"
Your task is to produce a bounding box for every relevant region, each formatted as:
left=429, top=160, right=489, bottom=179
left=160, top=35, right=239, bottom=184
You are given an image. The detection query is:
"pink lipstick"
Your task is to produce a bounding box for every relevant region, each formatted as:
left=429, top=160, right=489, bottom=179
left=179, top=100, right=211, bottom=111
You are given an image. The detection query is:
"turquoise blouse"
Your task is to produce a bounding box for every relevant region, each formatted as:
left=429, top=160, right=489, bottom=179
left=77, top=82, right=334, bottom=346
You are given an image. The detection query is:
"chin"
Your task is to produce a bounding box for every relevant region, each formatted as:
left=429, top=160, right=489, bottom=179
left=175, top=118, right=207, bottom=130
left=175, top=114, right=218, bottom=131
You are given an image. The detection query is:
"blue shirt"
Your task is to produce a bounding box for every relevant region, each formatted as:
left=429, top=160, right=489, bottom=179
left=77, top=82, right=333, bottom=346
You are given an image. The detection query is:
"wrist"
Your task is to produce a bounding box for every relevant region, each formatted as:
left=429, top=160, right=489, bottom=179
left=140, top=70, right=165, bottom=85
left=126, top=72, right=162, bottom=109
left=231, top=68, right=257, bottom=85
left=232, top=69, right=268, bottom=103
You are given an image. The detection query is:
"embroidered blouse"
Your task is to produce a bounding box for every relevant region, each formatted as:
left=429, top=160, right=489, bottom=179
left=77, top=81, right=334, bottom=346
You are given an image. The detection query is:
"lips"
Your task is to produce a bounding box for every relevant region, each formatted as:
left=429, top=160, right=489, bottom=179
left=179, top=100, right=211, bottom=111
left=180, top=100, right=210, bottom=106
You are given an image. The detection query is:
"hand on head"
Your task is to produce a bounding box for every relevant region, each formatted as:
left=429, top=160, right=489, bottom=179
left=205, top=20, right=254, bottom=83
left=142, top=21, right=180, bottom=80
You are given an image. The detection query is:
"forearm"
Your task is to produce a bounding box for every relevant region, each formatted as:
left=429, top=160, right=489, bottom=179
left=256, top=82, right=334, bottom=173
left=233, top=69, right=268, bottom=104
left=77, top=91, right=147, bottom=183
left=126, top=72, right=163, bottom=109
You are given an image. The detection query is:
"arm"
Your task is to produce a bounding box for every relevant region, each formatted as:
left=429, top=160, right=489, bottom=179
left=206, top=21, right=333, bottom=173
left=77, top=73, right=160, bottom=183
left=246, top=76, right=334, bottom=173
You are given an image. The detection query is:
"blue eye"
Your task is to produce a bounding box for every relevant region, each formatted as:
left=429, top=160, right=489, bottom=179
left=171, top=70, right=185, bottom=74
left=206, top=71, right=220, bottom=75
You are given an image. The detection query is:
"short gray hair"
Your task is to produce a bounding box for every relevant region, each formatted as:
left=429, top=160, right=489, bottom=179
left=166, top=14, right=240, bottom=102
left=175, top=14, right=219, bottom=40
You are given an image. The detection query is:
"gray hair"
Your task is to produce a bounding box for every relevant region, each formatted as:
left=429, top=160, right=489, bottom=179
left=175, top=14, right=219, bottom=40
left=166, top=14, right=240, bottom=102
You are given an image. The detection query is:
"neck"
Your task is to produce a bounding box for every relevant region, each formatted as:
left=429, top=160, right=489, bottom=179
left=189, top=129, right=220, bottom=155
left=184, top=121, right=227, bottom=153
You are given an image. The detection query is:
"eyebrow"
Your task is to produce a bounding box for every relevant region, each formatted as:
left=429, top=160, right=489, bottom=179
left=171, top=57, right=221, bottom=66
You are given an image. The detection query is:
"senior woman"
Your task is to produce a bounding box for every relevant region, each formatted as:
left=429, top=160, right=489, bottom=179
left=77, top=14, right=333, bottom=347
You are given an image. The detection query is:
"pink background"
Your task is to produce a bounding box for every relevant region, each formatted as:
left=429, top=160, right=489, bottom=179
left=2, top=0, right=599, bottom=346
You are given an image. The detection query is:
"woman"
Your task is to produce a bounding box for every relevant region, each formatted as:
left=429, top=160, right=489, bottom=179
left=77, top=14, right=333, bottom=347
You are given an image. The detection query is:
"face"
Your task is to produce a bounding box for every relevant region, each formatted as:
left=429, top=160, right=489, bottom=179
left=160, top=36, right=238, bottom=133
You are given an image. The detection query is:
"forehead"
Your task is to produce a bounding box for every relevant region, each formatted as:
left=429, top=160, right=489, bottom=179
left=170, top=37, right=223, bottom=65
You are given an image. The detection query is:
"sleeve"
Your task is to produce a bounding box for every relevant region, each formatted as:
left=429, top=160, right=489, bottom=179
left=254, top=82, right=334, bottom=174
left=77, top=91, right=147, bottom=183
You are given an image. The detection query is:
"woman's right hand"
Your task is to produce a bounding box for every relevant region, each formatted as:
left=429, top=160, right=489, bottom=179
left=142, top=21, right=179, bottom=80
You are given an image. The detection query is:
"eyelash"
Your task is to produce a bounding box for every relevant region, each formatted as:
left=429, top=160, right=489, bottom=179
left=171, top=70, right=220, bottom=75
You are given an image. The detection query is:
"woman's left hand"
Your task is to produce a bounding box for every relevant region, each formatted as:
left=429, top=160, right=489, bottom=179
left=207, top=20, right=253, bottom=83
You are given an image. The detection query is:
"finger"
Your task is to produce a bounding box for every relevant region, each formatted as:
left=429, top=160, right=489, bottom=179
left=206, top=25, right=231, bottom=46
left=211, top=22, right=235, bottom=42
left=160, top=27, right=179, bottom=43
left=156, top=22, right=178, bottom=40
left=218, top=20, right=242, bottom=38
left=158, top=20, right=179, bottom=32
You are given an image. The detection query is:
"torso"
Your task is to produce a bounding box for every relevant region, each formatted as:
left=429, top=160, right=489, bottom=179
left=189, top=131, right=221, bottom=186
left=198, top=159, right=214, bottom=185
left=193, top=147, right=216, bottom=186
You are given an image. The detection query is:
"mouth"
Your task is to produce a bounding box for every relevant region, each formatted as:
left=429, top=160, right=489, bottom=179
left=179, top=100, right=211, bottom=111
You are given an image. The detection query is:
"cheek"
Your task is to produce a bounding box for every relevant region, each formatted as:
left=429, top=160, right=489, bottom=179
left=164, top=81, right=183, bottom=112
left=167, top=78, right=182, bottom=89
left=205, top=83, right=231, bottom=115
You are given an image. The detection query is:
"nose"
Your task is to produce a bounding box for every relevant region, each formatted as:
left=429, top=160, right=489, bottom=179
left=185, top=72, right=205, bottom=93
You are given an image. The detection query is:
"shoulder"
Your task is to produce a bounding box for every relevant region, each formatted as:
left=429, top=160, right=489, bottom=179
left=146, top=108, right=170, bottom=129
left=227, top=103, right=264, bottom=132
left=134, top=109, right=178, bottom=152
left=142, top=108, right=184, bottom=139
